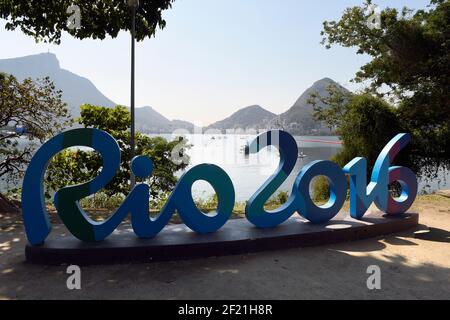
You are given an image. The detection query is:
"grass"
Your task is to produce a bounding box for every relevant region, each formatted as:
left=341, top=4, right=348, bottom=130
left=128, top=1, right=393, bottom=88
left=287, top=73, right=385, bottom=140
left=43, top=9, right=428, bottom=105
left=45, top=191, right=292, bottom=224
left=1, top=192, right=448, bottom=231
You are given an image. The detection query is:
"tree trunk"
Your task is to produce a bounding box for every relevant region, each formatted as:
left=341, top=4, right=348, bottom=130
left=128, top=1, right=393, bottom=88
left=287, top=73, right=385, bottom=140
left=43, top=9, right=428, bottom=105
left=0, top=193, right=20, bottom=213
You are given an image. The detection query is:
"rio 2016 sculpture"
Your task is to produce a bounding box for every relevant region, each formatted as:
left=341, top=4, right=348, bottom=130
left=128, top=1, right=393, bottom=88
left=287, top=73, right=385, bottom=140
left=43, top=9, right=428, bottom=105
left=22, top=129, right=417, bottom=245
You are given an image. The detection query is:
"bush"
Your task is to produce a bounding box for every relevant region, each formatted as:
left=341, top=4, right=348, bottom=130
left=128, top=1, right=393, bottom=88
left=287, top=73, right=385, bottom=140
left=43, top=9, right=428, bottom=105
left=311, top=176, right=330, bottom=202
left=79, top=192, right=126, bottom=211
left=45, top=105, right=191, bottom=203
left=276, top=191, right=289, bottom=204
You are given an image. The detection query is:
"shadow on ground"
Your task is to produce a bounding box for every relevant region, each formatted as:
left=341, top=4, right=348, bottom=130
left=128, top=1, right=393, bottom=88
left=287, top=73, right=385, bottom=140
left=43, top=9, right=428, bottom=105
left=0, top=217, right=449, bottom=299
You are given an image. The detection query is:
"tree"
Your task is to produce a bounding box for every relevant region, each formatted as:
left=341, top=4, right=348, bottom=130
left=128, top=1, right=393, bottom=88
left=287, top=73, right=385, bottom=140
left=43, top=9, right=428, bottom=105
left=334, top=95, right=405, bottom=171
left=308, top=83, right=352, bottom=132
left=0, top=73, right=71, bottom=184
left=310, top=91, right=410, bottom=200
left=310, top=88, right=407, bottom=170
left=45, top=104, right=190, bottom=202
left=319, top=0, right=450, bottom=178
left=0, top=73, right=71, bottom=211
left=0, top=0, right=175, bottom=44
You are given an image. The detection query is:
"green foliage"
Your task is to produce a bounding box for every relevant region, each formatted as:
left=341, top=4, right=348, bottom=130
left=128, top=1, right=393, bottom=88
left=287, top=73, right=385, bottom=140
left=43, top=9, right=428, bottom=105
left=275, top=190, right=289, bottom=204
left=311, top=90, right=405, bottom=170
left=45, top=104, right=190, bottom=202
left=335, top=94, right=405, bottom=171
left=310, top=93, right=409, bottom=199
left=79, top=192, right=126, bottom=211
left=194, top=190, right=290, bottom=215
left=311, top=176, right=330, bottom=202
left=5, top=187, right=22, bottom=202
left=0, top=73, right=71, bottom=184
left=264, top=190, right=291, bottom=209
left=308, top=83, right=351, bottom=132
left=0, top=0, right=175, bottom=44
left=320, top=0, right=450, bottom=178
left=151, top=192, right=170, bottom=210
left=194, top=193, right=219, bottom=213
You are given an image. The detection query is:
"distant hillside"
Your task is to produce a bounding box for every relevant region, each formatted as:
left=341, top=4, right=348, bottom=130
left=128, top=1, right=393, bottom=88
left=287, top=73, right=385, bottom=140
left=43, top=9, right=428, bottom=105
left=206, top=105, right=276, bottom=132
left=0, top=53, right=347, bottom=135
left=135, top=106, right=197, bottom=133
left=269, top=78, right=349, bottom=135
left=204, top=79, right=348, bottom=135
left=135, top=106, right=170, bottom=132
left=170, top=119, right=198, bottom=133
left=0, top=53, right=116, bottom=117
left=0, top=53, right=195, bottom=133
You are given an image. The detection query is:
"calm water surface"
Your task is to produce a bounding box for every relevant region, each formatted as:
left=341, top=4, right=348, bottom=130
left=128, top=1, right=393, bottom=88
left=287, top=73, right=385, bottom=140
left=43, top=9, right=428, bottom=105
left=158, top=133, right=450, bottom=202
left=1, top=134, right=448, bottom=199
left=158, top=134, right=341, bottom=202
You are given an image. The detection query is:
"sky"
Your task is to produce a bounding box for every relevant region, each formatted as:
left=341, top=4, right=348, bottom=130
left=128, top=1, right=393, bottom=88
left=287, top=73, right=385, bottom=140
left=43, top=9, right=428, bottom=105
left=0, top=0, right=430, bottom=126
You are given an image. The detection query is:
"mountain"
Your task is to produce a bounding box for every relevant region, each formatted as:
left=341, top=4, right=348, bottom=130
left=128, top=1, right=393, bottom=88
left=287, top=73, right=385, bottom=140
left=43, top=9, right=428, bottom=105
left=170, top=119, right=198, bottom=133
left=0, top=53, right=116, bottom=117
left=204, top=79, right=348, bottom=135
left=206, top=105, right=276, bottom=132
left=135, top=106, right=170, bottom=132
left=135, top=106, right=197, bottom=133
left=0, top=53, right=347, bottom=135
left=0, top=53, right=196, bottom=133
left=269, top=78, right=349, bottom=135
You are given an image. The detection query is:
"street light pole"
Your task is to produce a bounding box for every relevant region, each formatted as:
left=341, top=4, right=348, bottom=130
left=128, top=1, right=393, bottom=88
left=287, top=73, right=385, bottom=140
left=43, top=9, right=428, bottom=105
left=128, top=0, right=139, bottom=189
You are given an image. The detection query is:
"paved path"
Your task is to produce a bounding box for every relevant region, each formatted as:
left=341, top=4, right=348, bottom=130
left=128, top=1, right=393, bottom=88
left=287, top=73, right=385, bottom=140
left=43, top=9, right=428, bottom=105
left=0, top=195, right=449, bottom=299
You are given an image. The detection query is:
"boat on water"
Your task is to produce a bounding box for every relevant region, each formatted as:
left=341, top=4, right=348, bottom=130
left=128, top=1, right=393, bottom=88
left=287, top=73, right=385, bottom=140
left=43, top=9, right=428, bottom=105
left=298, top=152, right=307, bottom=158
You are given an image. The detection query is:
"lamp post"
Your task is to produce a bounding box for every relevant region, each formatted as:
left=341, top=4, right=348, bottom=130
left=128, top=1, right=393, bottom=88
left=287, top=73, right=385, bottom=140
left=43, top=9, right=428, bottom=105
left=128, top=0, right=139, bottom=189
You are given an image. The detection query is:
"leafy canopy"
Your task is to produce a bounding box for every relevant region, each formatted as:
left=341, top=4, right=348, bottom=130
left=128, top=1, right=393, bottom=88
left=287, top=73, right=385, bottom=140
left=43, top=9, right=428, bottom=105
left=310, top=89, right=407, bottom=172
left=309, top=89, right=411, bottom=199
left=45, top=104, right=190, bottom=201
left=0, top=0, right=175, bottom=44
left=319, top=0, right=449, bottom=178
left=0, top=73, right=71, bottom=184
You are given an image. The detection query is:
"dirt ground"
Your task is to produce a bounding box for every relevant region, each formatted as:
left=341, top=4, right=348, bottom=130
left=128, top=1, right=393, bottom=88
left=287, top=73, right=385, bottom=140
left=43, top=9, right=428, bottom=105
left=0, top=195, right=449, bottom=300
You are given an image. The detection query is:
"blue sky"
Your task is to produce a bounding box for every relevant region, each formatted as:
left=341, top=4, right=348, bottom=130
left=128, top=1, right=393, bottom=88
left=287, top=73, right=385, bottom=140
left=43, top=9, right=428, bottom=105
left=0, top=0, right=429, bottom=125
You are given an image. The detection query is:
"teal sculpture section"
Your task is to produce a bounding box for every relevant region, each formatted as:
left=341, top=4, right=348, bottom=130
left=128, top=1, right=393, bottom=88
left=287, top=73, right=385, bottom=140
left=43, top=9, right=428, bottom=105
left=21, top=128, right=418, bottom=245
left=245, top=130, right=299, bottom=228
left=343, top=133, right=417, bottom=219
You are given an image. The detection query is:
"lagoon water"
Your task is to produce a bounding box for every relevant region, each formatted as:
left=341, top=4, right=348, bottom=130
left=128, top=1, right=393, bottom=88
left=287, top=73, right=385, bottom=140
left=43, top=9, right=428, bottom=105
left=159, top=133, right=450, bottom=202
left=160, top=133, right=342, bottom=202
left=1, top=133, right=448, bottom=200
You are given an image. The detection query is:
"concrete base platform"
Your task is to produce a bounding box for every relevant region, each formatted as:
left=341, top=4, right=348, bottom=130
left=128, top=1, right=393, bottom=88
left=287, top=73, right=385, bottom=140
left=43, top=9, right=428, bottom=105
left=25, top=211, right=419, bottom=265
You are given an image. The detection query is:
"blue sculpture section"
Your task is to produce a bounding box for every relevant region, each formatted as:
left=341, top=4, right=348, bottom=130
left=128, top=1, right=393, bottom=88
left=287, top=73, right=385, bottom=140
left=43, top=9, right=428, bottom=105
left=294, top=160, right=347, bottom=224
left=245, top=130, right=298, bottom=228
left=22, top=128, right=121, bottom=244
left=21, top=128, right=418, bottom=245
left=343, top=133, right=417, bottom=219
